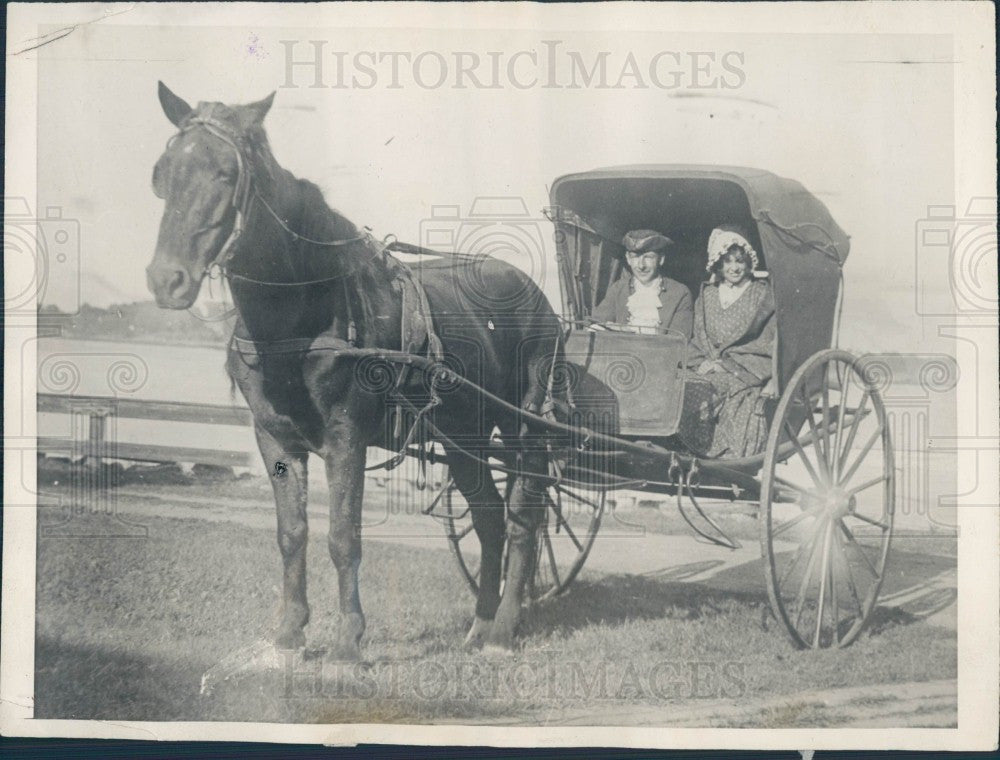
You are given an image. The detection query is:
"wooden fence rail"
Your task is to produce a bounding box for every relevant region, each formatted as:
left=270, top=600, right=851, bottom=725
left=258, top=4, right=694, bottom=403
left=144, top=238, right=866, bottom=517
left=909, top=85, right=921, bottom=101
left=38, top=393, right=256, bottom=468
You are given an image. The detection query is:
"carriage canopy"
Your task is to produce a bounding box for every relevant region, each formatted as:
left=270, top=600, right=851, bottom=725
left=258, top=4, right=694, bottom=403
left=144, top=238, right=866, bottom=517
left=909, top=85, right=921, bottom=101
left=546, top=165, right=850, bottom=394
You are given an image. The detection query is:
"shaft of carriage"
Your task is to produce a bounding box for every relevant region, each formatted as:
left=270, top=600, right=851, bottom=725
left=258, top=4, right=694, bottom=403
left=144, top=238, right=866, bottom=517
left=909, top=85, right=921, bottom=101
left=342, top=336, right=894, bottom=650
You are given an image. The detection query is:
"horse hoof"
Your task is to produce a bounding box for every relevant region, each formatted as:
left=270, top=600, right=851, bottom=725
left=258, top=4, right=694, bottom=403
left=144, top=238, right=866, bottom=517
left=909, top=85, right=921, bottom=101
left=483, top=619, right=518, bottom=654
left=463, top=617, right=492, bottom=650
left=329, top=639, right=362, bottom=662
left=275, top=628, right=306, bottom=651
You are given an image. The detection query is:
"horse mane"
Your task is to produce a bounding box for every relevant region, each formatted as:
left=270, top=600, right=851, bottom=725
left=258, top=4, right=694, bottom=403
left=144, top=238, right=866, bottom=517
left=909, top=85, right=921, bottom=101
left=289, top=178, right=396, bottom=338
left=199, top=102, right=400, bottom=343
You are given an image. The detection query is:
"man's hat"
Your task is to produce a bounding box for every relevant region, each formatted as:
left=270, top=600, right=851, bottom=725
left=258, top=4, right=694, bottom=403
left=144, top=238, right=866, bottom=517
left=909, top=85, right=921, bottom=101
left=623, top=229, right=674, bottom=253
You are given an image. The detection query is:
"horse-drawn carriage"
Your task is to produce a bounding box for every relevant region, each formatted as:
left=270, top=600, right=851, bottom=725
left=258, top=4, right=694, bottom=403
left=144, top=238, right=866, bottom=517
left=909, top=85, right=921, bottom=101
left=432, top=165, right=894, bottom=650
left=149, top=87, right=893, bottom=656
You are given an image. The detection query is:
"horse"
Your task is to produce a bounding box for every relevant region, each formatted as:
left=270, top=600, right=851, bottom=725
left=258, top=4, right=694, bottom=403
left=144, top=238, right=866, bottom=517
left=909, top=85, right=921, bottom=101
left=146, top=82, right=562, bottom=657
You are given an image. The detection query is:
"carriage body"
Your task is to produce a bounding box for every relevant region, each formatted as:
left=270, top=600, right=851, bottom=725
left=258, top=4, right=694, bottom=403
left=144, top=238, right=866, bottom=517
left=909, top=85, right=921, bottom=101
left=439, top=166, right=894, bottom=650
left=547, top=165, right=849, bottom=452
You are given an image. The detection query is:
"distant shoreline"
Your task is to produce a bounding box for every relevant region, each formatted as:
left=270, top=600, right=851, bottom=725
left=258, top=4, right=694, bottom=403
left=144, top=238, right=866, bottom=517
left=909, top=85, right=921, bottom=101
left=38, top=301, right=231, bottom=349
left=38, top=334, right=229, bottom=351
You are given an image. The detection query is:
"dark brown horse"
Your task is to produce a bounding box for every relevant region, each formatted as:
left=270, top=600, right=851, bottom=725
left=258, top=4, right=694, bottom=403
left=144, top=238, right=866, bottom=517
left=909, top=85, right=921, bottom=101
left=146, top=83, right=561, bottom=656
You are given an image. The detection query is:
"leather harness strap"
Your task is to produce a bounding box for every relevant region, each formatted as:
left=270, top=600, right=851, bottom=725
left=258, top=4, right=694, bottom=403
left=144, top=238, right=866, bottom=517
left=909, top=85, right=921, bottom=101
left=230, top=251, right=444, bottom=371
left=179, top=108, right=447, bottom=468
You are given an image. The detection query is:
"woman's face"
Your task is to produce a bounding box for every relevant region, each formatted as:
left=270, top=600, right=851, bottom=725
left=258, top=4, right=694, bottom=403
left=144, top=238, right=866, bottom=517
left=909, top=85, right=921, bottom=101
left=626, top=251, right=663, bottom=285
left=720, top=248, right=751, bottom=286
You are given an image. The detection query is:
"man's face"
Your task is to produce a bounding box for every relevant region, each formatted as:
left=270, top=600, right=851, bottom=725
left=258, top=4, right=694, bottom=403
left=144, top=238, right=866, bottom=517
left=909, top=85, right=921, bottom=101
left=626, top=251, right=663, bottom=285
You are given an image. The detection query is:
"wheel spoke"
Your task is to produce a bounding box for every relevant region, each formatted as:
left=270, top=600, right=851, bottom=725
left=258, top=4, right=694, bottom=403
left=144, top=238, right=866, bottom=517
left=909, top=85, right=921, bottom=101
left=837, top=519, right=880, bottom=577
left=813, top=522, right=833, bottom=647
left=771, top=505, right=820, bottom=539
left=793, top=518, right=827, bottom=630
left=783, top=420, right=824, bottom=487
left=833, top=528, right=864, bottom=616
left=820, top=370, right=835, bottom=477
left=552, top=504, right=584, bottom=551
left=848, top=510, right=890, bottom=531
left=778, top=514, right=823, bottom=588
left=828, top=529, right=840, bottom=646
left=800, top=387, right=831, bottom=484
left=452, top=521, right=475, bottom=542
left=836, top=390, right=869, bottom=475
left=832, top=368, right=850, bottom=480
left=425, top=476, right=453, bottom=513
left=773, top=474, right=811, bottom=496
left=838, top=426, right=883, bottom=486
left=554, top=484, right=603, bottom=513
left=846, top=474, right=888, bottom=496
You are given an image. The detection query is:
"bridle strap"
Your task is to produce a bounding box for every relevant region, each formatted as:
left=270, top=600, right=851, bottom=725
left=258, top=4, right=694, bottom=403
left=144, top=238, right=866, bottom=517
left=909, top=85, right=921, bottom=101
left=180, top=115, right=254, bottom=275
left=176, top=113, right=369, bottom=279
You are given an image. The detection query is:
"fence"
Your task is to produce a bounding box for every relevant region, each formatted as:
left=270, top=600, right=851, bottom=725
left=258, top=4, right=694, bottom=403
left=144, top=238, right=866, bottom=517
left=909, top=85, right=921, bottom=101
left=37, top=393, right=256, bottom=468
left=36, top=394, right=445, bottom=492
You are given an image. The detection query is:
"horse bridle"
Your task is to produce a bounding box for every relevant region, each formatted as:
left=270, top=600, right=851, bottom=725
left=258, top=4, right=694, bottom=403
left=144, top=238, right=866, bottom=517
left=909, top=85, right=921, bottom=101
left=171, top=109, right=370, bottom=281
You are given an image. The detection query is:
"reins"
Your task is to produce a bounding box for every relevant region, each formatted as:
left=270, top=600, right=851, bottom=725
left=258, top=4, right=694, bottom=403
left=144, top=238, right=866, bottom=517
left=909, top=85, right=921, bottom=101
left=177, top=112, right=370, bottom=278
left=170, top=110, right=464, bottom=475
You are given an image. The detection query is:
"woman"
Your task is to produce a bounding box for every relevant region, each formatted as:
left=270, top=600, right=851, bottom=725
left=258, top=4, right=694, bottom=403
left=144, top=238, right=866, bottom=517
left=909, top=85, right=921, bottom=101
left=591, top=229, right=693, bottom=337
left=689, top=225, right=776, bottom=458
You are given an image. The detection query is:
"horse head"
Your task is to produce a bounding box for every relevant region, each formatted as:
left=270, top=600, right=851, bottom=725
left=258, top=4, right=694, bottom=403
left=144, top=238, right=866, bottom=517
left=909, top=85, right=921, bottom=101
left=146, top=82, right=275, bottom=308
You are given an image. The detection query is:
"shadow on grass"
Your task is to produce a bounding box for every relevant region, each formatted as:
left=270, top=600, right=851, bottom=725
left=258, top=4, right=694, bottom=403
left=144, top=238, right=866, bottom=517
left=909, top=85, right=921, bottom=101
left=35, top=636, right=205, bottom=720
left=524, top=543, right=956, bottom=642
left=865, top=587, right=957, bottom=635
left=525, top=570, right=765, bottom=637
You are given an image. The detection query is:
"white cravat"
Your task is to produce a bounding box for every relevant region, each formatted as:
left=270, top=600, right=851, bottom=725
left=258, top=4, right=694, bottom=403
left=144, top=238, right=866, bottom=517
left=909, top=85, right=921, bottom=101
left=719, top=279, right=751, bottom=309
left=626, top=278, right=661, bottom=330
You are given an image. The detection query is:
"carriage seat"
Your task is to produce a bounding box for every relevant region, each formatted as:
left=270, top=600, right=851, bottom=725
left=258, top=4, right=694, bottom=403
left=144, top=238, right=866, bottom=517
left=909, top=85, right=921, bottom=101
left=562, top=328, right=714, bottom=447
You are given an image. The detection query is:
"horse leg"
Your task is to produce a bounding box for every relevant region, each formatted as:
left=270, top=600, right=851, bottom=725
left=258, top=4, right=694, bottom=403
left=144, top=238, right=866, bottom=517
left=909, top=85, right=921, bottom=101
left=255, top=425, right=310, bottom=651
left=484, top=448, right=545, bottom=653
left=447, top=448, right=505, bottom=649
left=484, top=371, right=551, bottom=652
left=324, top=441, right=366, bottom=660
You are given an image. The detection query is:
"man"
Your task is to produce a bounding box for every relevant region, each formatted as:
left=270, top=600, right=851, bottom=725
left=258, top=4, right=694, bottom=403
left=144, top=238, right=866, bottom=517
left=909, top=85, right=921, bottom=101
left=591, top=229, right=694, bottom=337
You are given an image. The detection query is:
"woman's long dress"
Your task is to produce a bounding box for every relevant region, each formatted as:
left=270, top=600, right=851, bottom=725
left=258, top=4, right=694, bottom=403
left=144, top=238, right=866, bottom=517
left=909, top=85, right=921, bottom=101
left=689, top=280, right=777, bottom=458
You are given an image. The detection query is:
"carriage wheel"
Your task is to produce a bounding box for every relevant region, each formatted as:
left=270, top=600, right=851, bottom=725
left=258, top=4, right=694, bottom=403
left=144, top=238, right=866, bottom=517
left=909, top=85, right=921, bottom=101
left=760, top=349, right=894, bottom=648
left=442, top=463, right=605, bottom=602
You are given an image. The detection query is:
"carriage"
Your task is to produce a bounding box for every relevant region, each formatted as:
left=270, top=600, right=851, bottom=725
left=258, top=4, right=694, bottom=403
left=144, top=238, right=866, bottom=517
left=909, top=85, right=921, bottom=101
left=147, top=87, right=897, bottom=659
left=418, top=165, right=894, bottom=650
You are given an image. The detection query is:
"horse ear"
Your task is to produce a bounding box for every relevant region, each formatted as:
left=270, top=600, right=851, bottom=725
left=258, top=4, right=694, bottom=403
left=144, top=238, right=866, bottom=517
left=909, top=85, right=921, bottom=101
left=242, top=92, right=275, bottom=125
left=158, top=81, right=192, bottom=127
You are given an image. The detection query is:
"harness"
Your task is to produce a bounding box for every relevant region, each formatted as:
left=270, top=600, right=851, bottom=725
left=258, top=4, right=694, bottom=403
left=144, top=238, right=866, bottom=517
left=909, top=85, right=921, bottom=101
left=176, top=107, right=370, bottom=279
left=172, top=108, right=445, bottom=471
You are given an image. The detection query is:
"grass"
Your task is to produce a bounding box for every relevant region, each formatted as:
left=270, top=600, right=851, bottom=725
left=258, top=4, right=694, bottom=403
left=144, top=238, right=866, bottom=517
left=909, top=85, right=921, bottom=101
left=35, top=497, right=957, bottom=725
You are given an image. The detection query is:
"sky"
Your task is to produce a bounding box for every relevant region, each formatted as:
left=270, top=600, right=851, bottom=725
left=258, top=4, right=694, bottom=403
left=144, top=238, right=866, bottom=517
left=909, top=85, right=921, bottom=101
left=30, top=17, right=961, bottom=353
